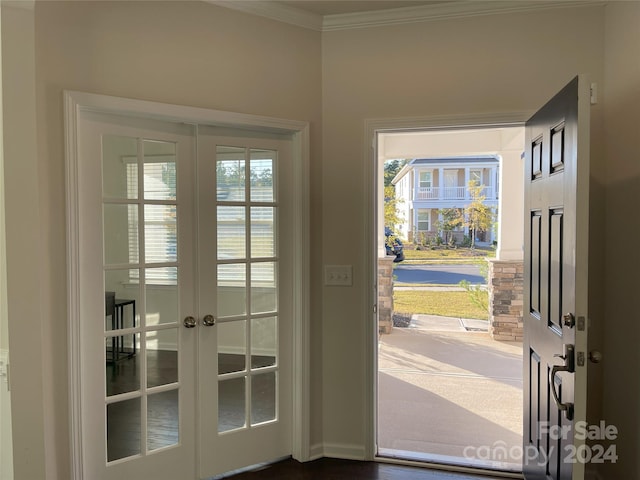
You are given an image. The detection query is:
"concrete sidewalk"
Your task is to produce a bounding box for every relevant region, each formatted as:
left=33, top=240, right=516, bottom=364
left=378, top=314, right=523, bottom=471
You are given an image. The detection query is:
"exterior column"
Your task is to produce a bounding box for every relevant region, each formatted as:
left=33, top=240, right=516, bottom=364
left=488, top=259, right=524, bottom=342
left=496, top=151, right=524, bottom=261
left=438, top=167, right=444, bottom=199
left=378, top=257, right=394, bottom=334
left=464, top=167, right=470, bottom=198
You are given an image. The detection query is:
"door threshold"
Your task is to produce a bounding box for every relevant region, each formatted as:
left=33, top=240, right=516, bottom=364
left=376, top=449, right=522, bottom=479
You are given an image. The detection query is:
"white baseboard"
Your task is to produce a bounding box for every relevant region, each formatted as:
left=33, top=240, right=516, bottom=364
left=308, top=443, right=324, bottom=461
left=322, top=442, right=367, bottom=461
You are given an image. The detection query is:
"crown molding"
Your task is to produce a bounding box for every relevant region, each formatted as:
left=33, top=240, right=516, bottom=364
left=323, top=1, right=606, bottom=31
left=205, top=0, right=323, bottom=31
left=207, top=0, right=605, bottom=32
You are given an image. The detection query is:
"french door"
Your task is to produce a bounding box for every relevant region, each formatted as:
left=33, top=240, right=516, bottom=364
left=73, top=111, right=292, bottom=479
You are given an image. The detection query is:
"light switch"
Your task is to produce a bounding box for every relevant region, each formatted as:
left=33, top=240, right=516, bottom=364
left=324, top=265, right=353, bottom=286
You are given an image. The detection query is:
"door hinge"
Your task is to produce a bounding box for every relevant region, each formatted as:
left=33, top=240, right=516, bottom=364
left=590, top=83, right=598, bottom=105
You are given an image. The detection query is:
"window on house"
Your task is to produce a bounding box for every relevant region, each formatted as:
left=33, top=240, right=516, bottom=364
left=419, top=171, right=432, bottom=188
left=470, top=169, right=483, bottom=185
left=417, top=209, right=431, bottom=231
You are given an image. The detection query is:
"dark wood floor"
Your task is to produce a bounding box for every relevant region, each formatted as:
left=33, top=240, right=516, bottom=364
left=214, top=458, right=518, bottom=480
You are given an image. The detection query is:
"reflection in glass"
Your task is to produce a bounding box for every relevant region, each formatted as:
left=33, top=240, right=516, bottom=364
left=147, top=329, right=178, bottom=388
left=251, top=372, right=276, bottom=426
left=106, top=333, right=140, bottom=396
left=102, top=135, right=138, bottom=200
left=104, top=204, right=139, bottom=265
left=107, top=398, right=141, bottom=462
left=250, top=150, right=275, bottom=202
left=217, top=206, right=246, bottom=260
left=251, top=262, right=277, bottom=314
left=144, top=205, right=177, bottom=264
left=250, top=207, right=275, bottom=258
left=217, top=146, right=245, bottom=202
left=145, top=268, right=178, bottom=324
left=143, top=140, right=176, bottom=201
left=218, top=321, right=246, bottom=375
left=147, top=390, right=179, bottom=451
left=105, top=269, right=140, bottom=331
left=218, top=377, right=246, bottom=433
left=217, top=264, right=246, bottom=317
left=251, top=317, right=277, bottom=369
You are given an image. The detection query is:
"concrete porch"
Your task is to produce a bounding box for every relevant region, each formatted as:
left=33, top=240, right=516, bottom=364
left=378, top=315, right=523, bottom=472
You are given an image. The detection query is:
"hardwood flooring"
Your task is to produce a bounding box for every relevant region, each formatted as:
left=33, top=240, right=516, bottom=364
left=213, top=457, right=518, bottom=480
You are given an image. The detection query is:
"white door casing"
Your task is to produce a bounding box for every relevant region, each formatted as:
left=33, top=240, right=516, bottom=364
left=65, top=91, right=310, bottom=480
left=523, top=76, right=591, bottom=480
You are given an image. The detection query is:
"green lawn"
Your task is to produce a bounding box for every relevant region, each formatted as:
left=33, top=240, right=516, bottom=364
left=402, top=246, right=495, bottom=262
left=394, top=290, right=488, bottom=320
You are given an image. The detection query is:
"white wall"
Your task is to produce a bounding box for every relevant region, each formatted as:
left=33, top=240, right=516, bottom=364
left=322, top=4, right=605, bottom=458
left=4, top=2, right=322, bottom=478
left=601, top=3, right=640, bottom=478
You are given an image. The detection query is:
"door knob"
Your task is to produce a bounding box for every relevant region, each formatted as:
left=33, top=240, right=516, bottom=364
left=589, top=351, right=603, bottom=363
left=550, top=344, right=575, bottom=420
left=203, top=314, right=216, bottom=326
left=183, top=316, right=197, bottom=328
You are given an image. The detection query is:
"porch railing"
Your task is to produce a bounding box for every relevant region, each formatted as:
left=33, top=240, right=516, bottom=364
left=416, top=185, right=495, bottom=200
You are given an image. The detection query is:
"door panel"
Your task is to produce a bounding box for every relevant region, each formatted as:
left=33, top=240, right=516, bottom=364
left=523, top=76, right=590, bottom=480
left=78, top=112, right=197, bottom=479
left=197, top=127, right=293, bottom=478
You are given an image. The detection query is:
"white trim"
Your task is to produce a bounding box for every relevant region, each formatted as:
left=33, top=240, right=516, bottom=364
left=205, top=0, right=323, bottom=31
left=323, top=0, right=605, bottom=31
left=364, top=112, right=529, bottom=461
left=208, top=0, right=603, bottom=32
left=322, top=442, right=367, bottom=461
left=65, top=91, right=311, bottom=478
left=308, top=443, right=324, bottom=461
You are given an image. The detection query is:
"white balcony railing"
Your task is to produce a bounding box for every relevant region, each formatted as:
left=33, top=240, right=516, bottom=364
left=416, top=186, right=495, bottom=201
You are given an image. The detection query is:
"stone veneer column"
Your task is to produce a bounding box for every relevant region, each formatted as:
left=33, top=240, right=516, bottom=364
left=378, top=257, right=394, bottom=334
left=488, top=259, right=524, bottom=341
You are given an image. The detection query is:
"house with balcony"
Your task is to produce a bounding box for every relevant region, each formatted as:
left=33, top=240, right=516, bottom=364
left=392, top=156, right=500, bottom=245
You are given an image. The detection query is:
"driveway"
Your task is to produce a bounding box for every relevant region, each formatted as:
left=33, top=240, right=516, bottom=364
left=394, top=263, right=484, bottom=285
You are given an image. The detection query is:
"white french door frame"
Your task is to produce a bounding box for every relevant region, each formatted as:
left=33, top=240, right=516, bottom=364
left=64, top=90, right=311, bottom=479
left=364, top=112, right=530, bottom=473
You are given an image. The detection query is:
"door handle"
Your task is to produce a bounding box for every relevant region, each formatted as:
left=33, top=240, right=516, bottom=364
left=549, top=344, right=575, bottom=420
left=203, top=314, right=216, bottom=326
left=183, top=316, right=197, bottom=328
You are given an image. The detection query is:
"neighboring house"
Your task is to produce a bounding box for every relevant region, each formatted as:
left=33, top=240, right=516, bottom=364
left=392, top=156, right=499, bottom=245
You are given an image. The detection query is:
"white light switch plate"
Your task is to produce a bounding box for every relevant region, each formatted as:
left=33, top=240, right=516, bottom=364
left=324, top=265, right=353, bottom=286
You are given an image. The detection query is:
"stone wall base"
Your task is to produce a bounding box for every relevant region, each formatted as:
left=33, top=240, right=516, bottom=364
left=378, top=257, right=394, bottom=334
left=488, top=259, right=524, bottom=342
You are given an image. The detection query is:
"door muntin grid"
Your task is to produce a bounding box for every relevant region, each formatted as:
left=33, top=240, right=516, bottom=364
left=216, top=146, right=279, bottom=434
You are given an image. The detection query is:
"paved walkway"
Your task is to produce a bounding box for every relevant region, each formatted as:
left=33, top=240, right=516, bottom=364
left=378, top=314, right=523, bottom=471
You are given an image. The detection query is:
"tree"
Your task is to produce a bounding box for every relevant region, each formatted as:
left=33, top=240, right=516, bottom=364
left=384, top=185, right=403, bottom=234
left=462, top=180, right=495, bottom=249
left=436, top=207, right=463, bottom=245
left=384, top=159, right=407, bottom=187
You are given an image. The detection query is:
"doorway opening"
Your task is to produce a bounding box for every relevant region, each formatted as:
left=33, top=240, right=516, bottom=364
left=376, top=126, right=525, bottom=474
